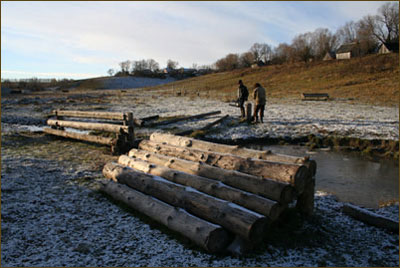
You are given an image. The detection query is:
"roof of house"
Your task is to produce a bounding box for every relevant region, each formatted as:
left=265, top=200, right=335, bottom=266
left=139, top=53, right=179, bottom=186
left=336, top=42, right=358, bottom=54
left=382, top=41, right=399, bottom=52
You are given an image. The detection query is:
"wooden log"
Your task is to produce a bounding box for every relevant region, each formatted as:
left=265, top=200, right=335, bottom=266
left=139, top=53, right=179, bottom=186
left=43, top=127, right=114, bottom=145
left=176, top=115, right=229, bottom=136
left=149, top=132, right=316, bottom=176
left=47, top=119, right=128, bottom=133
left=52, top=109, right=125, bottom=120
left=138, top=140, right=309, bottom=193
left=342, top=203, right=399, bottom=233
left=154, top=111, right=221, bottom=126
left=246, top=102, right=252, bottom=123
left=99, top=179, right=231, bottom=252
left=118, top=155, right=281, bottom=221
left=103, top=162, right=268, bottom=242
left=128, top=149, right=294, bottom=204
left=295, top=178, right=315, bottom=216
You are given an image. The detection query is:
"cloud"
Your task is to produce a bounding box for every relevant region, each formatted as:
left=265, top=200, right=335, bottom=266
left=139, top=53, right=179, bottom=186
left=1, top=70, right=99, bottom=79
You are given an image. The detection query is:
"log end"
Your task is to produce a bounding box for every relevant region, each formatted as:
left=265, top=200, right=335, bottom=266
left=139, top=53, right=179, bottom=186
left=294, top=165, right=310, bottom=194
left=205, top=228, right=232, bottom=253
left=248, top=217, right=268, bottom=244
left=281, top=186, right=296, bottom=204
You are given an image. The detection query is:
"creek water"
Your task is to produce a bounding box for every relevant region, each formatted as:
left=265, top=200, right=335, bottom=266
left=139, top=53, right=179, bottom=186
left=248, top=144, right=399, bottom=209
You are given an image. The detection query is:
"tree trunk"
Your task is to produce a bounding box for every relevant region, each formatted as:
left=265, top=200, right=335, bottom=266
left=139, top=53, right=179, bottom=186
left=118, top=155, right=281, bottom=221
left=154, top=111, right=221, bottom=126
left=176, top=115, right=229, bottom=136
left=342, top=203, right=399, bottom=233
left=47, top=119, right=128, bottom=133
left=149, top=132, right=316, bottom=176
left=43, top=127, right=114, bottom=145
left=138, top=140, right=309, bottom=193
left=103, top=162, right=268, bottom=242
left=128, top=149, right=294, bottom=204
left=99, top=179, right=231, bottom=252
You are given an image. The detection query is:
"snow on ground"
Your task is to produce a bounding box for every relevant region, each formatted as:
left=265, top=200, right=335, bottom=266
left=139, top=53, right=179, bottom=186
left=1, top=90, right=398, bottom=266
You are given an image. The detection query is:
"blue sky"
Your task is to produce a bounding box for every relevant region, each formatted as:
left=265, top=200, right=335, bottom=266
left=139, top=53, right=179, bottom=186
left=1, top=1, right=386, bottom=79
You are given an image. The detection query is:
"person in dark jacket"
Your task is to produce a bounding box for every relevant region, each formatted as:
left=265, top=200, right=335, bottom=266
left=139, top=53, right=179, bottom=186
left=252, top=82, right=266, bottom=123
left=237, top=80, right=249, bottom=118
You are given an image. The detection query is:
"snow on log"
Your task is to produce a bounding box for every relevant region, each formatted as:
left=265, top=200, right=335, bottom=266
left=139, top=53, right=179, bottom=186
left=118, top=155, right=282, bottom=221
left=128, top=149, right=294, bottom=204
left=43, top=127, right=114, bottom=145
left=150, top=132, right=316, bottom=176
left=138, top=140, right=309, bottom=193
left=342, top=203, right=399, bottom=232
left=47, top=119, right=128, bottom=133
left=99, top=179, right=231, bottom=252
left=102, top=162, right=268, bottom=242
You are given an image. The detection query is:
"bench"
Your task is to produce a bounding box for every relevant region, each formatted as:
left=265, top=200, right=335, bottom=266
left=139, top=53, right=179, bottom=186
left=301, top=93, right=329, bottom=101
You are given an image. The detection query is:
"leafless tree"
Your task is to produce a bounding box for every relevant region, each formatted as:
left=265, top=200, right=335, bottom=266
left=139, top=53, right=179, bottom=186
left=239, top=52, right=255, bottom=68
left=291, top=32, right=314, bottom=62
left=107, top=68, right=115, bottom=76
left=167, top=59, right=179, bottom=69
left=311, top=28, right=338, bottom=60
left=147, top=59, right=160, bottom=72
left=215, top=53, right=240, bottom=71
left=336, top=21, right=359, bottom=44
left=119, top=60, right=131, bottom=74
left=250, top=43, right=272, bottom=62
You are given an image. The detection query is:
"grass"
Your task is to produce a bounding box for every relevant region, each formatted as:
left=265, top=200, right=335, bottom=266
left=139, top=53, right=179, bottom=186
left=147, top=53, right=399, bottom=106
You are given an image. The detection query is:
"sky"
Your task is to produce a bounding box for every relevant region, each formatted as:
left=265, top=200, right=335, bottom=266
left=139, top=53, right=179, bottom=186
left=1, top=1, right=387, bottom=80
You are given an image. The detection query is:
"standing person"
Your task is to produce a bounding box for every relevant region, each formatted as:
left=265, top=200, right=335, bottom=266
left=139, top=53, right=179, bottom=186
left=252, top=83, right=266, bottom=123
left=237, top=80, right=249, bottom=118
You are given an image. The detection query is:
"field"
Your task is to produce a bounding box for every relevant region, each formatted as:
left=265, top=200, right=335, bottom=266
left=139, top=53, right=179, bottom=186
left=1, top=54, right=399, bottom=266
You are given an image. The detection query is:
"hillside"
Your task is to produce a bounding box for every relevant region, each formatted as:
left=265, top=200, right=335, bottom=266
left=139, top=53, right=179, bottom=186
left=148, top=53, right=399, bottom=106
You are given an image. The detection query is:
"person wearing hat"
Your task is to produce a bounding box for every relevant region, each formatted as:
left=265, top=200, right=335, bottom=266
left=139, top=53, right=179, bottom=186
left=252, top=82, right=266, bottom=123
left=237, top=80, right=249, bottom=118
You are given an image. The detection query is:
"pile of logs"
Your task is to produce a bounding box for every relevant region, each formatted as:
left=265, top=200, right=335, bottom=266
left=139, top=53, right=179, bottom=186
left=100, top=133, right=317, bottom=254
left=43, top=109, right=140, bottom=154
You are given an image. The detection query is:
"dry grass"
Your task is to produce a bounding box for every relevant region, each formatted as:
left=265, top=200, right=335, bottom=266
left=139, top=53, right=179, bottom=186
left=147, top=53, right=399, bottom=106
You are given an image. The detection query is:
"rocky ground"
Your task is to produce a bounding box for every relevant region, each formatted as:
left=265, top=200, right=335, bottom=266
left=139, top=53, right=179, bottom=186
left=1, top=88, right=399, bottom=266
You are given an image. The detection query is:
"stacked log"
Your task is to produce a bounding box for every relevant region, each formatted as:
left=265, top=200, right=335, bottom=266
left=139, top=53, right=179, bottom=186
left=103, top=162, right=268, bottom=243
left=128, top=149, right=294, bottom=204
left=138, top=139, right=310, bottom=194
left=118, top=155, right=282, bottom=221
left=100, top=132, right=316, bottom=253
left=149, top=132, right=317, bottom=176
left=99, top=179, right=231, bottom=252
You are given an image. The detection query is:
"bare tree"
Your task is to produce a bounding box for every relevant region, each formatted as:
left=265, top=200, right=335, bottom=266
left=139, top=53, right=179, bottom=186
left=119, top=60, right=131, bottom=74
left=250, top=43, right=272, bottom=62
left=311, top=28, right=338, bottom=60
left=107, top=68, right=115, bottom=76
left=167, top=59, right=179, bottom=69
left=336, top=21, right=358, bottom=44
left=272, top=43, right=295, bottom=64
left=291, top=32, right=314, bottom=62
left=377, top=2, right=399, bottom=42
left=239, top=52, right=255, bottom=68
left=147, top=59, right=160, bottom=72
left=215, top=53, right=240, bottom=71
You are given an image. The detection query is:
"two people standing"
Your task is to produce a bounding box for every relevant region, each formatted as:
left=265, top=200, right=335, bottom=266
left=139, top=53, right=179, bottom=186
left=237, top=80, right=266, bottom=123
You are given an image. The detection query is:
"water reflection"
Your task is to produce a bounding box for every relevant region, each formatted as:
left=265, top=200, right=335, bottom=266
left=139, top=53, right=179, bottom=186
left=248, top=144, right=399, bottom=209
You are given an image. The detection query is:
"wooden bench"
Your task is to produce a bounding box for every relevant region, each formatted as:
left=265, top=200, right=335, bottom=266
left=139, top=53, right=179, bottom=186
left=301, top=93, right=329, bottom=101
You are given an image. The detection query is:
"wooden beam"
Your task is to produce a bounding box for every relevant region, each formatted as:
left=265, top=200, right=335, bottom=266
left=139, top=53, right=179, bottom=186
left=176, top=115, right=229, bottom=136
left=52, top=109, right=125, bottom=120
left=153, top=111, right=221, bottom=126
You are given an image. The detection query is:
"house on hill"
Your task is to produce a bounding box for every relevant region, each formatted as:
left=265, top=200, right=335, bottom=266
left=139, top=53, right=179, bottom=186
left=251, top=60, right=266, bottom=68
left=336, top=42, right=360, bottom=60
left=378, top=41, right=399, bottom=54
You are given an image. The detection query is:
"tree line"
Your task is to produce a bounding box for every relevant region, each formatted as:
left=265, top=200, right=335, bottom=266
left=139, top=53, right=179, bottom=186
left=110, top=2, right=398, bottom=76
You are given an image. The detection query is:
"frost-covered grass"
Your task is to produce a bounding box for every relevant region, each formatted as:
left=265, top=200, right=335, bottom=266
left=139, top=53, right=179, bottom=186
left=1, top=88, right=398, bottom=266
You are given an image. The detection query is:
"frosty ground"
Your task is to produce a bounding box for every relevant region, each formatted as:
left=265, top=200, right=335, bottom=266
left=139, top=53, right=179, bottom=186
left=1, top=87, right=399, bottom=266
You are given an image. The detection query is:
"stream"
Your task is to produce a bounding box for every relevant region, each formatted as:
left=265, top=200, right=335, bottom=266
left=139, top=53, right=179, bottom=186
left=248, top=144, right=399, bottom=209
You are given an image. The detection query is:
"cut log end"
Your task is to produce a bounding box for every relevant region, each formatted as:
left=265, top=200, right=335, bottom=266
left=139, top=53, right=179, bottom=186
left=294, top=166, right=310, bottom=194
left=248, top=217, right=268, bottom=243
left=206, top=228, right=232, bottom=253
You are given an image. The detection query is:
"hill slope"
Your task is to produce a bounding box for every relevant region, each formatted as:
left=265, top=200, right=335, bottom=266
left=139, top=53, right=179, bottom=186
left=148, top=53, right=399, bottom=106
